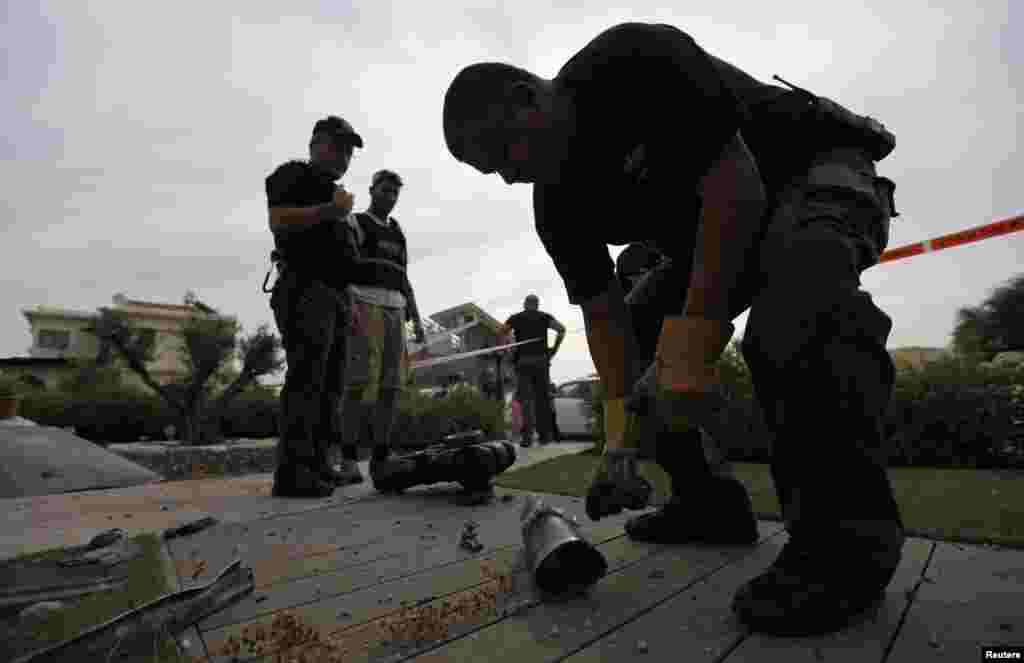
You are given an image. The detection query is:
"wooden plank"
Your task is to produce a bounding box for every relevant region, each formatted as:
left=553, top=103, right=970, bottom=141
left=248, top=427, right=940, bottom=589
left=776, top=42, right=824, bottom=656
left=383, top=522, right=784, bottom=663
left=164, top=490, right=461, bottom=584
left=169, top=489, right=592, bottom=589
left=887, top=540, right=1024, bottom=661
left=560, top=530, right=788, bottom=663
left=724, top=538, right=934, bottom=663
left=198, top=507, right=634, bottom=631
left=199, top=513, right=650, bottom=662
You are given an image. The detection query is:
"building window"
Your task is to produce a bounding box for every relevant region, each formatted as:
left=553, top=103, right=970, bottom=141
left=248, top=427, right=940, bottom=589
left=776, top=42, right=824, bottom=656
left=38, top=329, right=71, bottom=350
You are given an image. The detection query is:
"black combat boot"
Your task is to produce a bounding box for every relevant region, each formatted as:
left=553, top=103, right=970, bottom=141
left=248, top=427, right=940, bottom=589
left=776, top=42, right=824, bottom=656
left=272, top=460, right=335, bottom=498
left=272, top=445, right=335, bottom=498
left=731, top=520, right=902, bottom=635
left=625, top=428, right=758, bottom=545
left=731, top=330, right=905, bottom=636
left=313, top=442, right=364, bottom=486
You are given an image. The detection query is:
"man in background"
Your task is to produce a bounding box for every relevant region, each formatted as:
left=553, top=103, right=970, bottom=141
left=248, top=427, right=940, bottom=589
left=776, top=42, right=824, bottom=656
left=499, top=294, right=566, bottom=446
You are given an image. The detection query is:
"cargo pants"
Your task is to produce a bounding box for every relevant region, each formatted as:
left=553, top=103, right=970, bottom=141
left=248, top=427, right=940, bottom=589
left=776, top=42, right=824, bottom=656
left=270, top=270, right=349, bottom=468
left=629, top=146, right=904, bottom=575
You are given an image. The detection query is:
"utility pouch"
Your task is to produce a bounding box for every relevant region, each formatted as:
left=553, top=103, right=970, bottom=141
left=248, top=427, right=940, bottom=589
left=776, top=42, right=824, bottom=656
left=773, top=75, right=896, bottom=162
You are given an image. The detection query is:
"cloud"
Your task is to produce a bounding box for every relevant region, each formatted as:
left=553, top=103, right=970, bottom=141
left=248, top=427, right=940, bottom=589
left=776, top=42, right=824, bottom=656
left=2, top=0, right=1021, bottom=387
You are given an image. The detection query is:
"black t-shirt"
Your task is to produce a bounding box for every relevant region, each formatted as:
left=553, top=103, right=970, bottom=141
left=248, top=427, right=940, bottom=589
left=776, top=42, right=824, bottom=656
left=707, top=54, right=827, bottom=196
left=265, top=160, right=356, bottom=289
left=534, top=22, right=747, bottom=305
left=504, top=310, right=553, bottom=360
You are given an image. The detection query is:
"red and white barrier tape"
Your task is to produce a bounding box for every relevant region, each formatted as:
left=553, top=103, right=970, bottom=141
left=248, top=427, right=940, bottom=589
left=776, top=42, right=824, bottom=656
left=411, top=214, right=1024, bottom=370
left=409, top=338, right=540, bottom=370
left=878, top=213, right=1024, bottom=264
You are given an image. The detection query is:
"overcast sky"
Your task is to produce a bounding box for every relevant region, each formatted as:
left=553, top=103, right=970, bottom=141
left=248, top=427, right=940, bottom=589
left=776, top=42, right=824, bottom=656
left=2, top=1, right=1022, bottom=385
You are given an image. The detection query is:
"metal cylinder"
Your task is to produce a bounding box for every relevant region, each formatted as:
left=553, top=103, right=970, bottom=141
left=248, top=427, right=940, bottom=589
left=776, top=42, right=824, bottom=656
left=520, top=496, right=607, bottom=594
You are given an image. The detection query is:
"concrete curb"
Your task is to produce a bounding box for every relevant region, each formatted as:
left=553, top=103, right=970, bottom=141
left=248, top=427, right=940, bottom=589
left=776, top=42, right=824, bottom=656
left=108, top=439, right=279, bottom=482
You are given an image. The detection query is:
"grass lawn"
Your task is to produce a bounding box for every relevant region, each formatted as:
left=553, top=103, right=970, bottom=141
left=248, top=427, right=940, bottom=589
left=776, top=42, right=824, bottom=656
left=9, top=532, right=187, bottom=662
left=494, top=449, right=1024, bottom=549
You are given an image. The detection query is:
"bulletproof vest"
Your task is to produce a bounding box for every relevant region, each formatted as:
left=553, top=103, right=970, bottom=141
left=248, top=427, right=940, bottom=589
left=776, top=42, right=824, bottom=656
left=267, top=160, right=343, bottom=286
left=710, top=56, right=896, bottom=193
left=349, top=212, right=408, bottom=292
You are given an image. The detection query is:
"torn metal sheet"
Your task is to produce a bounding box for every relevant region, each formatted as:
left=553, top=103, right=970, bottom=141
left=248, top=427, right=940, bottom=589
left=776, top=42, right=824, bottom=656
left=11, top=559, right=254, bottom=663
left=58, top=536, right=140, bottom=568
left=0, top=534, right=142, bottom=612
left=163, top=516, right=219, bottom=541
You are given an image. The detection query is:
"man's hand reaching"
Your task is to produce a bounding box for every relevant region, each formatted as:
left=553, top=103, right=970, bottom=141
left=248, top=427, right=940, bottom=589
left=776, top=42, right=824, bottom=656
left=333, top=186, right=355, bottom=216
left=652, top=316, right=733, bottom=432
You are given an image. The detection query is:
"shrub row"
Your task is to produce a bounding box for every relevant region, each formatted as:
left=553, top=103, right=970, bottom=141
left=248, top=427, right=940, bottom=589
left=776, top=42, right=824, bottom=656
left=589, top=356, right=1024, bottom=470
left=18, top=384, right=509, bottom=449
left=18, top=355, right=1023, bottom=468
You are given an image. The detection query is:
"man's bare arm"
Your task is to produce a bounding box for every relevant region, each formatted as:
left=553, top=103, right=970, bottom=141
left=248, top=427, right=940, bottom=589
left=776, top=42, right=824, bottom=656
left=268, top=189, right=355, bottom=234
left=496, top=322, right=514, bottom=346
left=268, top=205, right=338, bottom=233
left=401, top=272, right=423, bottom=331
left=548, top=317, right=566, bottom=357
left=685, top=131, right=766, bottom=320
left=579, top=278, right=641, bottom=400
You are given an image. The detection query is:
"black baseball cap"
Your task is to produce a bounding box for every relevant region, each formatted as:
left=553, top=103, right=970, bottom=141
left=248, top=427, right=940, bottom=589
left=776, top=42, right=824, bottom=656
left=312, top=116, right=364, bottom=148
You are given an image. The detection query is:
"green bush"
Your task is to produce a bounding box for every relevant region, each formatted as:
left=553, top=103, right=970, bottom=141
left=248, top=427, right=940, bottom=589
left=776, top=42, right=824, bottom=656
left=212, top=386, right=511, bottom=448
left=16, top=390, right=71, bottom=425
left=883, top=357, right=1024, bottom=468
left=0, top=372, right=23, bottom=398
left=390, top=387, right=508, bottom=449
left=19, top=384, right=174, bottom=445
left=17, top=380, right=511, bottom=448
left=217, top=392, right=280, bottom=439
left=587, top=352, right=1024, bottom=469
left=56, top=363, right=126, bottom=395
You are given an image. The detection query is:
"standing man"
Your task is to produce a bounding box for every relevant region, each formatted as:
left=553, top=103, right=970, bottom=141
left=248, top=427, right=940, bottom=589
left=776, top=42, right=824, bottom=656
left=443, top=22, right=903, bottom=636
left=498, top=295, right=566, bottom=446
left=265, top=116, right=366, bottom=498
left=338, top=169, right=428, bottom=491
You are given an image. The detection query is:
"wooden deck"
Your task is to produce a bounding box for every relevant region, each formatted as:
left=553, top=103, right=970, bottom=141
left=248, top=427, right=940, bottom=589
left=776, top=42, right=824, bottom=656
left=163, top=483, right=1024, bottom=663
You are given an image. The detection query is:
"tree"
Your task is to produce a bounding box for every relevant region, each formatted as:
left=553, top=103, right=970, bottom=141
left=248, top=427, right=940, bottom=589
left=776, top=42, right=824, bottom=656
left=91, top=295, right=285, bottom=444
left=953, top=273, right=1024, bottom=362
left=951, top=308, right=998, bottom=364
left=718, top=338, right=755, bottom=403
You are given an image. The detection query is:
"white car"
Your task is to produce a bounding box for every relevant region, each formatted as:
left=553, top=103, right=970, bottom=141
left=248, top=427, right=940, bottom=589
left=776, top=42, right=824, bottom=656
left=552, top=377, right=598, bottom=438
left=504, top=376, right=598, bottom=439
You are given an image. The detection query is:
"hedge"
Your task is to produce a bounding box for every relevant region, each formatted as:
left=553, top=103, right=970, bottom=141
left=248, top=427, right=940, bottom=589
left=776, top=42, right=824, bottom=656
left=17, top=384, right=509, bottom=449
left=18, top=356, right=1022, bottom=469
left=588, top=355, right=1024, bottom=470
